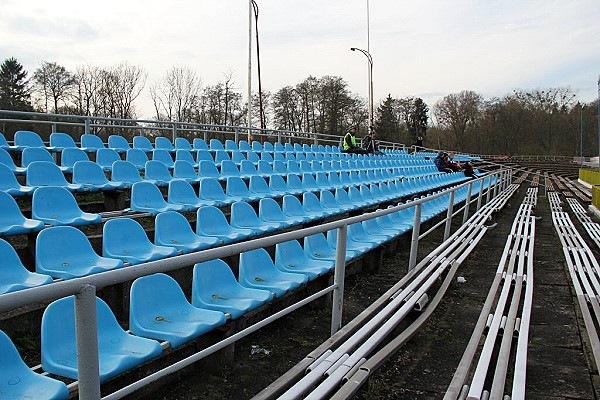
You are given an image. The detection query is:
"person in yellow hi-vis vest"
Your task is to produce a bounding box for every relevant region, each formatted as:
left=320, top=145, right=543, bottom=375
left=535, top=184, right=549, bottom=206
left=341, top=127, right=367, bottom=154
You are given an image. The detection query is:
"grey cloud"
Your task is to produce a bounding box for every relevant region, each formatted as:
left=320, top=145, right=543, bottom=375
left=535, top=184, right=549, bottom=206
left=7, top=14, right=98, bottom=41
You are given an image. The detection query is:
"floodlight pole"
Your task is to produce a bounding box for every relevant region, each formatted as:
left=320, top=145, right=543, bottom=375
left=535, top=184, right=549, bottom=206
left=351, top=47, right=374, bottom=134
left=247, top=0, right=253, bottom=143
left=597, top=74, right=600, bottom=171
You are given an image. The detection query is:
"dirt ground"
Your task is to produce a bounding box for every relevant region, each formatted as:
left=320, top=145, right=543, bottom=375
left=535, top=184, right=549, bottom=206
left=155, top=183, right=599, bottom=399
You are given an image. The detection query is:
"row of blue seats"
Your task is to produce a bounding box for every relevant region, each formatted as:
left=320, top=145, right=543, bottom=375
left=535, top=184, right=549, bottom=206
left=1, top=174, right=484, bottom=293
left=0, top=170, right=469, bottom=236
left=0, top=131, right=345, bottom=155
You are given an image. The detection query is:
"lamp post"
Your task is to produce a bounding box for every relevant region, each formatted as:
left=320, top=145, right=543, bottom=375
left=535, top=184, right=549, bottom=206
left=580, top=103, right=584, bottom=167
left=597, top=74, right=600, bottom=171
left=351, top=47, right=374, bottom=134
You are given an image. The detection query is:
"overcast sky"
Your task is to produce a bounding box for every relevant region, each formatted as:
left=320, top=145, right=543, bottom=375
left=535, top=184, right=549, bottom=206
left=2, top=0, right=599, bottom=118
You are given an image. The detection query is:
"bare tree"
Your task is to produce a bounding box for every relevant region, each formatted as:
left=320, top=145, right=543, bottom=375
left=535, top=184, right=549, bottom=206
left=104, top=63, right=146, bottom=120
left=150, top=66, right=201, bottom=122
left=433, top=90, right=483, bottom=151
left=33, top=61, right=75, bottom=112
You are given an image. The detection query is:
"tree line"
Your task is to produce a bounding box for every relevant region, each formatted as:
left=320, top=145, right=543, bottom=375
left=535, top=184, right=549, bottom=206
left=0, top=57, right=597, bottom=156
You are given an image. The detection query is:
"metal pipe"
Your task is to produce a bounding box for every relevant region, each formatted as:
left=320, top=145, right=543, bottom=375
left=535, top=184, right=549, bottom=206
left=444, top=190, right=456, bottom=241
left=75, top=284, right=101, bottom=400
left=85, top=118, right=91, bottom=135
left=408, top=203, right=422, bottom=270
left=463, top=182, right=473, bottom=224
left=247, top=0, right=253, bottom=142
left=331, top=224, right=347, bottom=335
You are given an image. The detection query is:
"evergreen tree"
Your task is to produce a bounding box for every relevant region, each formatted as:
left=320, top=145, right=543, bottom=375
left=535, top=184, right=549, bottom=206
left=408, top=97, right=428, bottom=142
left=374, top=94, right=399, bottom=142
left=0, top=57, right=32, bottom=111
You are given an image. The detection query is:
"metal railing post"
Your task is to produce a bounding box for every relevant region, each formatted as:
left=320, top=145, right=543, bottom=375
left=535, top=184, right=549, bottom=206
left=85, top=118, right=91, bottom=136
left=493, top=170, right=500, bottom=198
left=331, top=224, right=347, bottom=335
left=463, top=182, right=473, bottom=224
left=140, top=127, right=145, bottom=137
left=51, top=123, right=57, bottom=133
left=408, top=203, right=422, bottom=270
left=75, top=284, right=101, bottom=400
left=235, top=128, right=240, bottom=143
left=172, top=123, right=178, bottom=142
left=476, top=179, right=485, bottom=211
left=443, top=190, right=455, bottom=241
left=313, top=133, right=318, bottom=146
left=203, top=130, right=208, bottom=142
left=277, top=130, right=282, bottom=144
left=485, top=173, right=493, bottom=204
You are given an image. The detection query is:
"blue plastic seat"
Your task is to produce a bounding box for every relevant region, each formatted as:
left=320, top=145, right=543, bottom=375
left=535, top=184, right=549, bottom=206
left=152, top=149, right=175, bottom=169
left=231, top=151, right=246, bottom=166
left=168, top=179, right=213, bottom=208
left=248, top=176, right=275, bottom=199
left=238, top=140, right=252, bottom=153
left=36, top=226, right=123, bottom=279
left=0, top=329, right=69, bottom=399
left=126, top=148, right=149, bottom=170
left=247, top=151, right=260, bottom=164
left=220, top=160, right=241, bottom=178
left=198, top=177, right=239, bottom=206
left=130, top=273, right=227, bottom=348
left=0, top=163, right=34, bottom=196
left=302, top=191, right=334, bottom=219
left=72, top=160, right=123, bottom=191
left=327, top=228, right=372, bottom=257
left=286, top=174, right=306, bottom=195
left=32, top=186, right=102, bottom=226
left=349, top=221, right=390, bottom=245
left=130, top=181, right=188, bottom=214
left=192, top=259, right=273, bottom=319
left=196, top=206, right=255, bottom=244
left=319, top=189, right=343, bottom=216
left=0, top=147, right=26, bottom=175
left=103, top=218, right=178, bottom=264
left=214, top=150, right=231, bottom=166
left=108, top=134, right=131, bottom=153
left=0, top=191, right=44, bottom=236
left=22, top=147, right=68, bottom=172
left=258, top=197, right=302, bottom=226
left=80, top=133, right=106, bottom=152
left=335, top=188, right=359, bottom=211
left=275, top=240, right=333, bottom=280
left=198, top=159, right=222, bottom=181
left=0, top=132, right=18, bottom=151
left=133, top=135, right=154, bottom=152
left=230, top=201, right=284, bottom=234
left=282, top=194, right=314, bottom=223
left=175, top=149, right=198, bottom=167
left=155, top=136, right=175, bottom=153
left=225, top=139, right=239, bottom=152
left=196, top=149, right=214, bottom=164
left=175, top=137, right=193, bottom=150
left=193, top=138, right=209, bottom=151
left=271, top=142, right=282, bottom=152
left=304, top=232, right=357, bottom=263
left=268, top=174, right=293, bottom=196
left=173, top=160, right=200, bottom=183
left=252, top=141, right=263, bottom=153
left=209, top=138, right=225, bottom=152
left=15, top=130, right=53, bottom=150
left=155, top=211, right=219, bottom=252
left=226, top=176, right=260, bottom=203
left=50, top=132, right=77, bottom=150
left=362, top=218, right=398, bottom=242
left=256, top=160, right=273, bottom=177
left=301, top=173, right=320, bottom=192
left=239, top=248, right=306, bottom=297
left=41, top=295, right=162, bottom=382
left=260, top=152, right=273, bottom=164
left=111, top=160, right=143, bottom=188
left=0, top=238, right=52, bottom=294
left=144, top=160, right=173, bottom=186
left=60, top=147, right=89, bottom=172
left=96, top=148, right=121, bottom=171
left=239, top=160, right=261, bottom=179
left=26, top=161, right=85, bottom=191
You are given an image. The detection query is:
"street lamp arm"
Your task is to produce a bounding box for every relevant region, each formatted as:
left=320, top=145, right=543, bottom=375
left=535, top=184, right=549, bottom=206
left=350, top=47, right=373, bottom=66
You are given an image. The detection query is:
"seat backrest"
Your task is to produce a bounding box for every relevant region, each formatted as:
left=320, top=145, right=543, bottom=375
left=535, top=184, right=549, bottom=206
left=145, top=160, right=172, bottom=181
left=131, top=181, right=169, bottom=207
left=50, top=132, right=77, bottom=149
left=266, top=141, right=277, bottom=152
left=249, top=176, right=270, bottom=195
left=196, top=149, right=214, bottom=163
left=22, top=147, right=54, bottom=167
left=252, top=141, right=263, bottom=152
left=61, top=147, right=89, bottom=168
left=103, top=217, right=154, bottom=255
left=96, top=148, right=121, bottom=169
left=174, top=137, right=192, bottom=150
left=168, top=179, right=199, bottom=203
left=239, top=140, right=251, bottom=152
left=15, top=130, right=45, bottom=148
left=132, top=136, right=154, bottom=152
left=173, top=160, right=198, bottom=180
left=26, top=161, right=68, bottom=187
left=32, top=186, right=83, bottom=220
left=108, top=135, right=131, bottom=152
left=72, top=160, right=109, bottom=185
left=81, top=134, right=106, bottom=150
left=269, top=174, right=290, bottom=194
left=220, top=160, right=240, bottom=177
left=209, top=138, right=225, bottom=151
left=126, top=149, right=149, bottom=169
left=230, top=201, right=260, bottom=227
left=0, top=148, right=18, bottom=170
left=196, top=206, right=232, bottom=235
left=193, top=138, right=209, bottom=150
left=226, top=177, right=251, bottom=198
left=155, top=211, right=196, bottom=244
left=199, top=178, right=227, bottom=201
left=155, top=136, right=174, bottom=151
left=198, top=160, right=220, bottom=179
left=175, top=149, right=196, bottom=165
left=152, top=149, right=174, bottom=167
left=225, top=139, right=239, bottom=151
left=111, top=160, right=143, bottom=184
left=258, top=198, right=286, bottom=221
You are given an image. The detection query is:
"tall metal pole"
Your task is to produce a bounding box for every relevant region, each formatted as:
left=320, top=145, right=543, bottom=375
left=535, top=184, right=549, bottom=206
left=247, top=0, right=253, bottom=143
left=597, top=74, right=600, bottom=172
left=580, top=104, right=584, bottom=167
left=350, top=48, right=373, bottom=134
